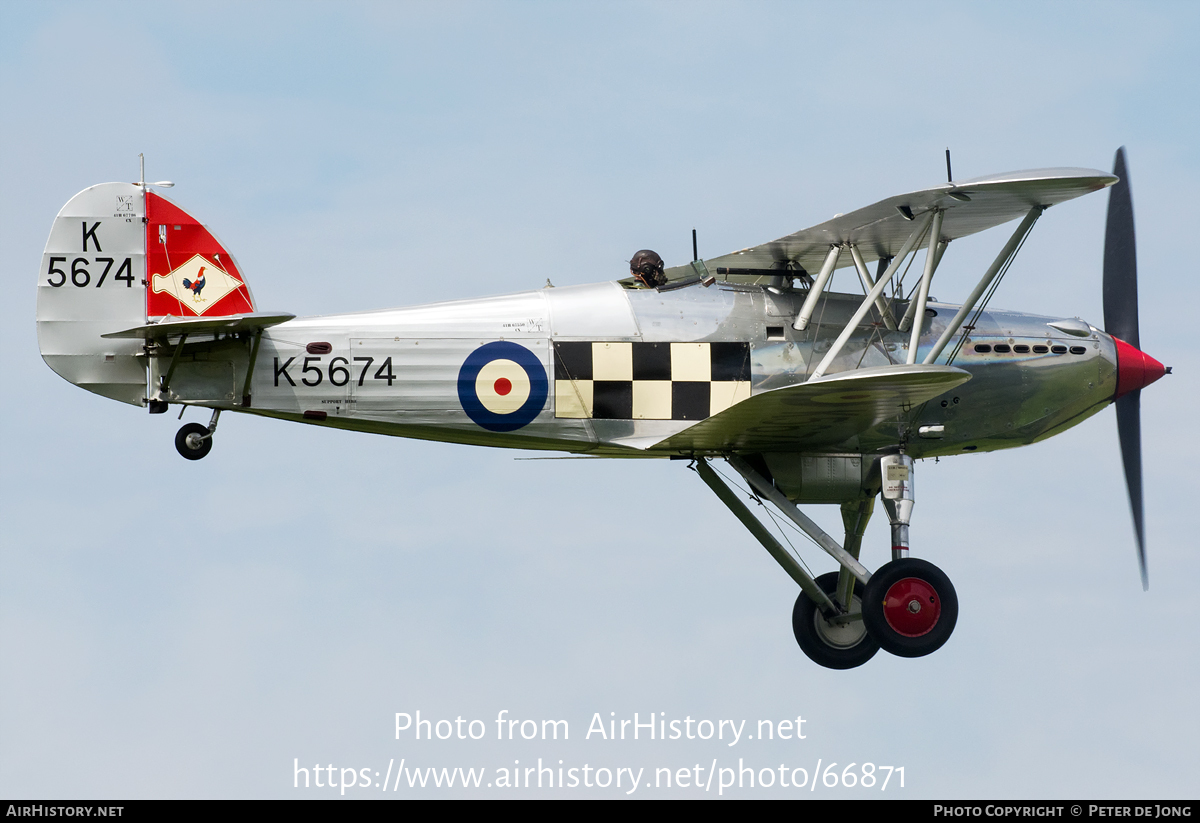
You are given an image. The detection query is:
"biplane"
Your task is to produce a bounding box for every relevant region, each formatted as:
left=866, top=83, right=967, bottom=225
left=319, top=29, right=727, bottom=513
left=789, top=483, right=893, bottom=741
left=36, top=150, right=1165, bottom=669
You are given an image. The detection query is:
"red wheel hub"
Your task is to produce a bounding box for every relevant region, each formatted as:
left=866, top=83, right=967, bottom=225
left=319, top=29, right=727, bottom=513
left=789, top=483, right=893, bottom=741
left=881, top=577, right=941, bottom=637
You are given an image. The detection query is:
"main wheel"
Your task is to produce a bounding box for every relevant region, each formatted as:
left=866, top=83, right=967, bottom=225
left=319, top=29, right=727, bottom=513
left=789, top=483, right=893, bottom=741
left=862, top=558, right=957, bottom=658
left=175, top=422, right=213, bottom=461
left=792, top=572, right=879, bottom=670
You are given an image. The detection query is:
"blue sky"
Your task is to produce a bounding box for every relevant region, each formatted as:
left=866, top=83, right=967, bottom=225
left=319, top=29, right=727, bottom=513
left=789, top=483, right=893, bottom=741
left=2, top=1, right=1197, bottom=798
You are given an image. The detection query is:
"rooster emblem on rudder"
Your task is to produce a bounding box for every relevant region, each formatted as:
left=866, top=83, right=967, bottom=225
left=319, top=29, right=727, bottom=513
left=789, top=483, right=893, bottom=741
left=181, top=266, right=206, bottom=302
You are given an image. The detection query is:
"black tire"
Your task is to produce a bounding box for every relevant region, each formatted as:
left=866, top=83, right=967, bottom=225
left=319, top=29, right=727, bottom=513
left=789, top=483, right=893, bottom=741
left=862, top=558, right=958, bottom=658
left=175, top=422, right=213, bottom=461
left=792, top=571, right=879, bottom=670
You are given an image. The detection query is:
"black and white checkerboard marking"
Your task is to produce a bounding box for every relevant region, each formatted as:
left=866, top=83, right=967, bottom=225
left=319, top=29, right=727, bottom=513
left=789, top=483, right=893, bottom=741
left=553, top=341, right=751, bottom=420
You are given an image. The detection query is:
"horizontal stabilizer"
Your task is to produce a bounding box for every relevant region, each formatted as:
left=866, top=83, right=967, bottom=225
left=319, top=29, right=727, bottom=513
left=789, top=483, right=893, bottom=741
left=652, top=364, right=972, bottom=452
left=102, top=312, right=295, bottom=340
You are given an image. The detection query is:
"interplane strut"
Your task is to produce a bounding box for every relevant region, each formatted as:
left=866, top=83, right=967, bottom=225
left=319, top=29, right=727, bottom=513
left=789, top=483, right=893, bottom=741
left=923, top=206, right=1043, bottom=365
left=810, top=210, right=935, bottom=379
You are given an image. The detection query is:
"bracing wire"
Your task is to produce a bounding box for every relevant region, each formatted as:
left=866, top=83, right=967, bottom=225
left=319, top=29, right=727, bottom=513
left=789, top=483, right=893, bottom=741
left=710, top=462, right=821, bottom=579
left=884, top=219, right=933, bottom=315
left=945, top=225, right=1034, bottom=366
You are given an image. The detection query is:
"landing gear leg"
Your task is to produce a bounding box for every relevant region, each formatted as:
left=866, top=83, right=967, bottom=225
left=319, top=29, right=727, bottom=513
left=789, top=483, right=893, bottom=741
left=863, top=454, right=959, bottom=657
left=791, top=498, right=881, bottom=669
left=838, top=497, right=874, bottom=609
left=695, top=457, right=879, bottom=669
left=879, top=453, right=913, bottom=561
left=175, top=409, right=220, bottom=461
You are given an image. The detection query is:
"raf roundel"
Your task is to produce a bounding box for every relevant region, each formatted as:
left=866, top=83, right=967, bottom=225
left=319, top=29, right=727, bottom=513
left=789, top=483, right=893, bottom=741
left=457, top=342, right=548, bottom=432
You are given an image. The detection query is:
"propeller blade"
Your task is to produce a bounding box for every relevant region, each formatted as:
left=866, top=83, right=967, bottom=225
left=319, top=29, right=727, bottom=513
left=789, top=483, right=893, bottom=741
left=1103, top=146, right=1149, bottom=589
left=1115, top=392, right=1148, bottom=589
left=1103, top=147, right=1138, bottom=347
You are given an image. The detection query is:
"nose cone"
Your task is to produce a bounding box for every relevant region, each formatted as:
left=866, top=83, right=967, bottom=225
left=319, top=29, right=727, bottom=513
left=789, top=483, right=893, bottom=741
left=1112, top=336, right=1167, bottom=399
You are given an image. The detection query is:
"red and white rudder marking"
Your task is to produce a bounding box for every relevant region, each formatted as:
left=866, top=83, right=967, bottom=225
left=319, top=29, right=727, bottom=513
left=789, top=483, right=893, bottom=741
left=145, top=191, right=255, bottom=318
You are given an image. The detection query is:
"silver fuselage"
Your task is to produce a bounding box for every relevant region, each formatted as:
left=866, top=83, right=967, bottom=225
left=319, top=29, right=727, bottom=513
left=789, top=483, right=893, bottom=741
left=151, top=279, right=1117, bottom=461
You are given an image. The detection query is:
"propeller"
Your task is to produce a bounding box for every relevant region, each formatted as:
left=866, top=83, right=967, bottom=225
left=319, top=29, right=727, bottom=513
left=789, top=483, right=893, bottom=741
left=1102, top=147, right=1153, bottom=590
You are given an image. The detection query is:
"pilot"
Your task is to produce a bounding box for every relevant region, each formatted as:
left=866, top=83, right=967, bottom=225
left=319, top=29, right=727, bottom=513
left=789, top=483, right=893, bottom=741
left=630, top=249, right=666, bottom=288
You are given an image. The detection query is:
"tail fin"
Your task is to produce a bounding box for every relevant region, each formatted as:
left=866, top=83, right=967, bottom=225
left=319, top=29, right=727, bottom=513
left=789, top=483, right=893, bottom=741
left=37, top=183, right=256, bottom=406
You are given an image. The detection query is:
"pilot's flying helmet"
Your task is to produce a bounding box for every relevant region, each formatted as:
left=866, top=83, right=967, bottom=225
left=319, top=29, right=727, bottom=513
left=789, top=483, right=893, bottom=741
left=630, top=249, right=665, bottom=287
